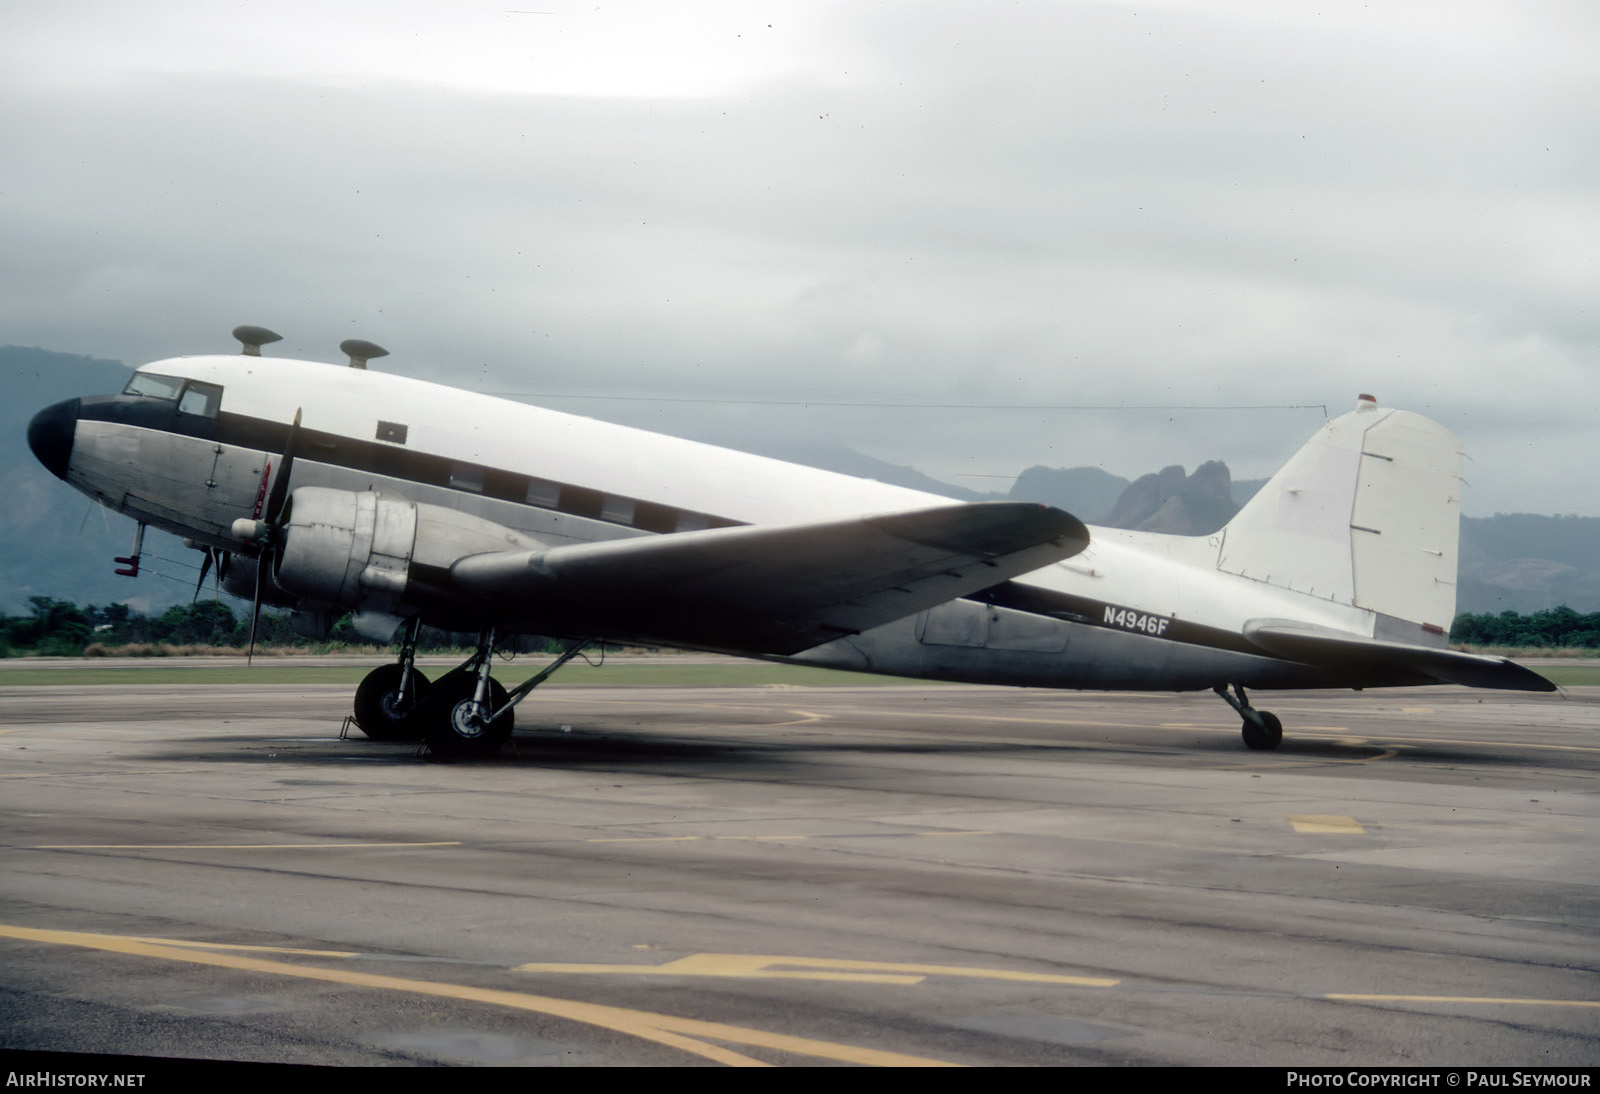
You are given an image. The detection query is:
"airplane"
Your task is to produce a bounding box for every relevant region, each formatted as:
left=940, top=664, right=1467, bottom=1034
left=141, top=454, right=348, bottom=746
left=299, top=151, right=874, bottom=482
left=26, top=325, right=1555, bottom=756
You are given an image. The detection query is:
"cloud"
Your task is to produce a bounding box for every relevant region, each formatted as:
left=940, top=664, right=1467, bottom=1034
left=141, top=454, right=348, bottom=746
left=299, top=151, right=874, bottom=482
left=2, top=1, right=1595, bottom=513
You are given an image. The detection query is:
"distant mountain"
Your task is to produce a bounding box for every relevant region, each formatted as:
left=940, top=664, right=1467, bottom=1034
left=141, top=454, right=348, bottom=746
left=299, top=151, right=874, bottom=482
left=1009, top=465, right=1128, bottom=522
left=993, top=459, right=1600, bottom=614
left=1458, top=515, right=1600, bottom=614
left=1005, top=463, right=1267, bottom=526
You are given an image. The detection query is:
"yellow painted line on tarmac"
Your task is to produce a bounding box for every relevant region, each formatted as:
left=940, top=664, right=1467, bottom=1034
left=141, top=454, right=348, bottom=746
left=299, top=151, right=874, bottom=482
left=1287, top=815, right=1366, bottom=834
left=34, top=841, right=463, bottom=850
left=515, top=952, right=1120, bottom=988
left=120, top=936, right=359, bottom=957
left=1360, top=733, right=1600, bottom=756
left=1328, top=993, right=1600, bottom=1010
left=0, top=923, right=959, bottom=1067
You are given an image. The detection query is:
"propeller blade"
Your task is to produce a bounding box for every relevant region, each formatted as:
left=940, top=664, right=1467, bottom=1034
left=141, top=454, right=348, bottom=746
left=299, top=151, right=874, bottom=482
left=247, top=408, right=302, bottom=667
left=193, top=547, right=213, bottom=603
left=247, top=555, right=264, bottom=665
left=262, top=408, right=302, bottom=526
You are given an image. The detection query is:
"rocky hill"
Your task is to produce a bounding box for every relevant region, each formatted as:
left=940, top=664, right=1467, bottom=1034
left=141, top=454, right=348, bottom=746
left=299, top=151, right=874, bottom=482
left=1006, top=461, right=1600, bottom=613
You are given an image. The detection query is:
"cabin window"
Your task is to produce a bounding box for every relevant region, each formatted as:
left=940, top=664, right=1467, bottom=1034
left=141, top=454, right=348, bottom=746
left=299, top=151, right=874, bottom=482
left=526, top=479, right=561, bottom=508
left=123, top=372, right=185, bottom=400
left=600, top=496, right=636, bottom=524
left=177, top=381, right=223, bottom=418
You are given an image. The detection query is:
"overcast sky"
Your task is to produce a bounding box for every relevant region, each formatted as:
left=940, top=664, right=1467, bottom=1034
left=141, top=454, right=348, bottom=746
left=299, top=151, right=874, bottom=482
left=4, top=0, right=1596, bottom=515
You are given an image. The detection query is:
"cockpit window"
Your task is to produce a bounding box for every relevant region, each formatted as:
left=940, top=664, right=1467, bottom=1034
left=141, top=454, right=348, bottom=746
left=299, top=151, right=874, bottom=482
left=177, top=381, right=223, bottom=418
left=123, top=372, right=185, bottom=400
left=122, top=373, right=223, bottom=417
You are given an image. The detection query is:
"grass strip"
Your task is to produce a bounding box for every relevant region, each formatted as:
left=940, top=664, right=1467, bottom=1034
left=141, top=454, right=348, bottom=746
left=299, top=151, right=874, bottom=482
left=0, top=662, right=920, bottom=689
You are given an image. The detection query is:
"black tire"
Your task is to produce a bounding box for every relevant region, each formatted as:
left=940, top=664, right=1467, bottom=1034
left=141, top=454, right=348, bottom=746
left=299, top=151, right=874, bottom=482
left=352, top=664, right=432, bottom=741
left=1242, top=710, right=1283, bottom=750
left=420, top=670, right=513, bottom=757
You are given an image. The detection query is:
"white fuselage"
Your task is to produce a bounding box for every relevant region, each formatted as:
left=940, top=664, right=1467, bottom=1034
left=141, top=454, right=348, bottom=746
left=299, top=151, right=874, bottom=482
left=56, top=353, right=1402, bottom=691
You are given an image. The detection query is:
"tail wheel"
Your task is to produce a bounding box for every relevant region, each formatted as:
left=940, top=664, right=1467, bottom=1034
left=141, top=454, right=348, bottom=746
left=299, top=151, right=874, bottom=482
left=1242, top=710, right=1283, bottom=750
left=352, top=663, right=431, bottom=741
left=421, top=670, right=513, bottom=757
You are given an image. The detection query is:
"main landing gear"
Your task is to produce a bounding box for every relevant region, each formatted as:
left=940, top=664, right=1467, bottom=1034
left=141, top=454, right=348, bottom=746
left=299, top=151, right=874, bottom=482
left=351, top=618, right=430, bottom=740
left=352, top=627, right=592, bottom=758
left=1213, top=684, right=1283, bottom=750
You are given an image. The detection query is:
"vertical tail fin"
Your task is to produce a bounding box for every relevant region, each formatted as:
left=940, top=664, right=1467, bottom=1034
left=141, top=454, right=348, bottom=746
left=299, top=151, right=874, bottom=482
left=1217, top=397, right=1463, bottom=640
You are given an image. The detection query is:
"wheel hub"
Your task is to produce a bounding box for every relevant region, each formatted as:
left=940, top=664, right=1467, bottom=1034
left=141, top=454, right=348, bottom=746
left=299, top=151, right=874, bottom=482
left=379, top=690, right=410, bottom=720
left=449, top=699, right=488, bottom=739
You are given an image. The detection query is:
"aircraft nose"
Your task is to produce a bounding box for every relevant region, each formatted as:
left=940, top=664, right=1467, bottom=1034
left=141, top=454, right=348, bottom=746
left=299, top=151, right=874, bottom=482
left=27, top=398, right=79, bottom=480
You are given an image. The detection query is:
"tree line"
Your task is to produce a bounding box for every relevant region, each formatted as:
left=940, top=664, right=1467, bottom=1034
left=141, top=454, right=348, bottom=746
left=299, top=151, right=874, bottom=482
left=5, top=596, right=1599, bottom=657
left=1448, top=606, right=1600, bottom=650
left=0, top=597, right=533, bottom=656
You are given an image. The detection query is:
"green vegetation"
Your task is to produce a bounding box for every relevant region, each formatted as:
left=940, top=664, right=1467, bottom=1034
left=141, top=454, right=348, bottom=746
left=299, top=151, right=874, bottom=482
left=0, top=660, right=900, bottom=688
left=1450, top=607, right=1600, bottom=650
left=0, top=597, right=548, bottom=658
left=1537, top=663, right=1600, bottom=687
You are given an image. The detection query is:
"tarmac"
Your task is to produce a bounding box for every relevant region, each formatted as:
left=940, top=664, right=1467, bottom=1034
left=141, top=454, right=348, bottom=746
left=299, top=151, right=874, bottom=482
left=2, top=677, right=1596, bottom=1066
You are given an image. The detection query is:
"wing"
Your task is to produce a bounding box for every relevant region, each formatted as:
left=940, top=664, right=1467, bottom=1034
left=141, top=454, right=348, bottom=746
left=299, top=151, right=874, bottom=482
left=1244, top=621, right=1557, bottom=691
left=450, top=502, right=1088, bottom=655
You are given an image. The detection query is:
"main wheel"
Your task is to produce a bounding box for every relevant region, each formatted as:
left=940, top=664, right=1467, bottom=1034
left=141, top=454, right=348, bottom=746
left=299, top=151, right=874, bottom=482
left=1242, top=710, right=1283, bottom=750
left=420, top=670, right=513, bottom=757
left=352, top=664, right=432, bottom=741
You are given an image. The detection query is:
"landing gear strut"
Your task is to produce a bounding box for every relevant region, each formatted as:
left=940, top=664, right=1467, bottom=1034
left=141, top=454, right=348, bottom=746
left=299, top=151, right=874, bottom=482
left=351, top=617, right=430, bottom=740
left=1214, top=684, right=1283, bottom=750
left=418, top=630, right=591, bottom=758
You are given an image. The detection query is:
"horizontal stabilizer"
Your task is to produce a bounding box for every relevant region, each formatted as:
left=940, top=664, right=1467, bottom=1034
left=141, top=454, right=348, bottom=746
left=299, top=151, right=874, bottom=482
left=450, top=503, right=1088, bottom=655
left=1244, top=621, right=1556, bottom=692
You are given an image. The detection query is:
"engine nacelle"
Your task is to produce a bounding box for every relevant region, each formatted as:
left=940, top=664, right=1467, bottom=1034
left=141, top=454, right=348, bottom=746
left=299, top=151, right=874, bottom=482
left=274, top=487, right=543, bottom=611
left=221, top=552, right=296, bottom=608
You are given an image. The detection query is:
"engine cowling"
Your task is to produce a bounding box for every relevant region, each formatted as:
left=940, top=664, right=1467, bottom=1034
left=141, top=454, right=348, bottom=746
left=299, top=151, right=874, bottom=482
left=220, top=552, right=296, bottom=608
left=273, top=487, right=543, bottom=612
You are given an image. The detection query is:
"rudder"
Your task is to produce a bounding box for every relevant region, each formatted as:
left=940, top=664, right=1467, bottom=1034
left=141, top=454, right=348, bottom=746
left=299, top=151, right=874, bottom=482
left=1217, top=396, right=1463, bottom=640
